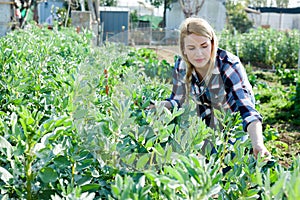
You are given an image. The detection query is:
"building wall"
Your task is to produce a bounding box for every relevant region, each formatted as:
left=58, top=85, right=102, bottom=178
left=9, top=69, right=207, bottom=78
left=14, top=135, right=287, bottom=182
left=247, top=6, right=300, bottom=31
left=166, top=0, right=226, bottom=32
left=100, top=8, right=129, bottom=44
left=248, top=12, right=300, bottom=30
left=117, top=0, right=161, bottom=16
left=0, top=0, right=13, bottom=36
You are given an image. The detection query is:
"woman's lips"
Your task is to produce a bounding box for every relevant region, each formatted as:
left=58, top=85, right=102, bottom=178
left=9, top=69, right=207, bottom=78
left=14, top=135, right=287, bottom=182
left=195, top=58, right=204, bottom=63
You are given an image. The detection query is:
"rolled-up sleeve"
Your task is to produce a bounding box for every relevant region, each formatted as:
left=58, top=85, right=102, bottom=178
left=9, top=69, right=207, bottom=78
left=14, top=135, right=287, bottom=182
left=166, top=58, right=186, bottom=108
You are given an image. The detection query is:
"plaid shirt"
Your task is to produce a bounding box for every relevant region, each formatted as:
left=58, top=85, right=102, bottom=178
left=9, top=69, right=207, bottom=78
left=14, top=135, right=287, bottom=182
left=166, top=48, right=262, bottom=131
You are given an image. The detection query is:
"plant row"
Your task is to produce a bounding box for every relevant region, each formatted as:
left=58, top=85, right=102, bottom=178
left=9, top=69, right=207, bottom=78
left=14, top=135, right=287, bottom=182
left=219, top=27, right=300, bottom=69
left=0, top=25, right=299, bottom=199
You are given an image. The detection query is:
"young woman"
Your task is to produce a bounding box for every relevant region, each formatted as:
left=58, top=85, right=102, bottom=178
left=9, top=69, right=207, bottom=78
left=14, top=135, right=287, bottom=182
left=149, top=17, right=270, bottom=159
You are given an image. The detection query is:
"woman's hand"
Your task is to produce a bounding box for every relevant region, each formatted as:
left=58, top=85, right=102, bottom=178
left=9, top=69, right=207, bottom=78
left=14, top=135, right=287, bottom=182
left=247, top=120, right=271, bottom=159
left=252, top=143, right=271, bottom=159
left=146, top=104, right=156, bottom=110
left=146, top=101, right=173, bottom=111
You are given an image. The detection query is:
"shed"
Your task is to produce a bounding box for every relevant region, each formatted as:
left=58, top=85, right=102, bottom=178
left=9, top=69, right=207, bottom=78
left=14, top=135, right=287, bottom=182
left=0, top=0, right=14, bottom=36
left=99, top=6, right=129, bottom=45
left=247, top=6, right=300, bottom=30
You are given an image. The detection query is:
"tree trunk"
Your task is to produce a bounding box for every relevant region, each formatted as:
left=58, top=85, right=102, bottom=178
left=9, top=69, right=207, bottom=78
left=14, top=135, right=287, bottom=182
left=162, top=0, right=167, bottom=28
left=179, top=0, right=205, bottom=18
left=87, top=0, right=96, bottom=21
left=80, top=0, right=85, bottom=11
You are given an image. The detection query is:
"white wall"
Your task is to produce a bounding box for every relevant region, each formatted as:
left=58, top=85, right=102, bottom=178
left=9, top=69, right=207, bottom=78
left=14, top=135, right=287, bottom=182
left=248, top=12, right=300, bottom=30
left=117, top=0, right=163, bottom=16
left=0, top=0, right=13, bottom=36
left=166, top=0, right=226, bottom=32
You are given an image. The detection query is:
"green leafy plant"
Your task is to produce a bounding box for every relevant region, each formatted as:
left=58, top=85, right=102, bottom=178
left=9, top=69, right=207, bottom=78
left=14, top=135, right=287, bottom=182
left=0, top=23, right=299, bottom=200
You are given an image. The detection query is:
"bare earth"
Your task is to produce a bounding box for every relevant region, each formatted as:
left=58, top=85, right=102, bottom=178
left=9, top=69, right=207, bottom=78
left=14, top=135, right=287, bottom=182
left=146, top=45, right=180, bottom=64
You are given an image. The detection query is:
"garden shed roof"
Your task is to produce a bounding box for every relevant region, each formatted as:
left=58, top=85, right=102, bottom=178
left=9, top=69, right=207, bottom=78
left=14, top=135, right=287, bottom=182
left=249, top=6, right=300, bottom=14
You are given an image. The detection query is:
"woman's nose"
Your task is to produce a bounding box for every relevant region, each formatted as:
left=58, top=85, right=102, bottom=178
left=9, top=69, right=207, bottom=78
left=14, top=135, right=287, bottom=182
left=194, top=48, right=203, bottom=56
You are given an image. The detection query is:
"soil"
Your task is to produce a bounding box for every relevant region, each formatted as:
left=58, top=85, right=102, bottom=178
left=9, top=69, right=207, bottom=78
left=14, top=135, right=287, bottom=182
left=146, top=45, right=180, bottom=65
left=145, top=45, right=300, bottom=168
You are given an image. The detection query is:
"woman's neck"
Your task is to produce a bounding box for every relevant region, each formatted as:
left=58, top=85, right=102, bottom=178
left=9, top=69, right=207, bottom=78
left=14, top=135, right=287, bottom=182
left=195, top=65, right=210, bottom=82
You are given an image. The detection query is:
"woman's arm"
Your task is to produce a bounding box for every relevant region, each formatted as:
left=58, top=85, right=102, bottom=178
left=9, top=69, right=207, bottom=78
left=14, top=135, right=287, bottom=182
left=148, top=57, right=186, bottom=110
left=247, top=120, right=271, bottom=159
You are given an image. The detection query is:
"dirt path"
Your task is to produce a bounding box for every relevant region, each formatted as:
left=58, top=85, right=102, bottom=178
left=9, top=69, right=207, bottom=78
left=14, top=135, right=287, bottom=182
left=144, top=45, right=180, bottom=65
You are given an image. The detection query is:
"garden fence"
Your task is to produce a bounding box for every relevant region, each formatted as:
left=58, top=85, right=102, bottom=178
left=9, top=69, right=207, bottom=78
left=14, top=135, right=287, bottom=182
left=103, top=27, right=180, bottom=46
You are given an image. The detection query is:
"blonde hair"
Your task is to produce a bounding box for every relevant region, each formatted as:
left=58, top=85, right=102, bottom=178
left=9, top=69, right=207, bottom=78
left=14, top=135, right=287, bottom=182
left=179, top=17, right=218, bottom=103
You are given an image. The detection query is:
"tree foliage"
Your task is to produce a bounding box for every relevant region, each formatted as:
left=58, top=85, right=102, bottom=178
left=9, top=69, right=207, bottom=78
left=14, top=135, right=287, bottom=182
left=244, top=0, right=290, bottom=8
left=147, top=0, right=174, bottom=28
left=99, top=0, right=117, bottom=6
left=226, top=0, right=253, bottom=33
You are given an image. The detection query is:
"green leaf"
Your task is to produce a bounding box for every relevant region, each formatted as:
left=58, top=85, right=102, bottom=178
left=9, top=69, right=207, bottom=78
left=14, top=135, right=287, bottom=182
left=39, top=167, right=58, bottom=183
left=115, top=174, right=123, bottom=190
left=111, top=185, right=120, bottom=197
left=26, top=116, right=35, bottom=125
left=0, top=136, right=12, bottom=159
left=136, top=154, right=149, bottom=169
left=212, top=173, right=222, bottom=185
left=122, top=153, right=136, bottom=165
left=11, top=112, right=20, bottom=136
left=165, top=145, right=172, bottom=162
left=137, top=175, right=146, bottom=188
left=91, top=169, right=100, bottom=178
left=40, top=118, right=56, bottom=134
left=76, top=158, right=94, bottom=171
left=246, top=189, right=260, bottom=197
left=145, top=136, right=156, bottom=148
left=81, top=184, right=100, bottom=192
left=0, top=166, right=13, bottom=183
left=55, top=116, right=71, bottom=127
left=172, top=107, right=185, bottom=118
left=207, top=184, right=222, bottom=197
left=164, top=166, right=184, bottom=183
left=255, top=166, right=263, bottom=186
left=271, top=173, right=286, bottom=196
left=53, top=155, right=71, bottom=168
left=153, top=143, right=164, bottom=156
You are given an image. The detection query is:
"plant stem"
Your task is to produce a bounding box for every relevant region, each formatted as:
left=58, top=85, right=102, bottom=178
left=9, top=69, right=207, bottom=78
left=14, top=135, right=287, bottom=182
left=71, top=162, right=75, bottom=187
left=25, top=138, right=34, bottom=200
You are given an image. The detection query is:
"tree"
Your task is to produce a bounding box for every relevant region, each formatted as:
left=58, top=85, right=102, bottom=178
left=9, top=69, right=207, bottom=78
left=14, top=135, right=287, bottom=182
left=244, top=0, right=268, bottom=7
left=130, top=10, right=139, bottom=29
left=78, top=0, right=117, bottom=12
left=274, top=0, right=289, bottom=8
left=100, top=0, right=117, bottom=6
left=244, top=0, right=290, bottom=7
left=147, top=0, right=173, bottom=28
left=148, top=0, right=206, bottom=26
left=178, top=0, right=205, bottom=18
left=226, top=0, right=253, bottom=33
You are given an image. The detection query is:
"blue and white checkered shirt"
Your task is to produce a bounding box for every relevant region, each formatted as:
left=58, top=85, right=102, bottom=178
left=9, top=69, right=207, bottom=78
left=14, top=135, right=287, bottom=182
left=166, top=48, right=262, bottom=131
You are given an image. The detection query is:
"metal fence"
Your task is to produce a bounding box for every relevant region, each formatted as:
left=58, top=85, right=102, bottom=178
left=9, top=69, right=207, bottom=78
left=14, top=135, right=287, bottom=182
left=104, top=27, right=180, bottom=46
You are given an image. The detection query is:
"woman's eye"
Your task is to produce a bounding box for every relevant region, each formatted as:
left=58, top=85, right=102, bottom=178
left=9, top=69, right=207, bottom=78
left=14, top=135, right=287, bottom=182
left=202, top=45, right=208, bottom=48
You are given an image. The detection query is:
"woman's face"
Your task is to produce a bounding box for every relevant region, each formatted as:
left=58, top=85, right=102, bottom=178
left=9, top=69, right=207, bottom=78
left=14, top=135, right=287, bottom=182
left=183, top=33, right=212, bottom=72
